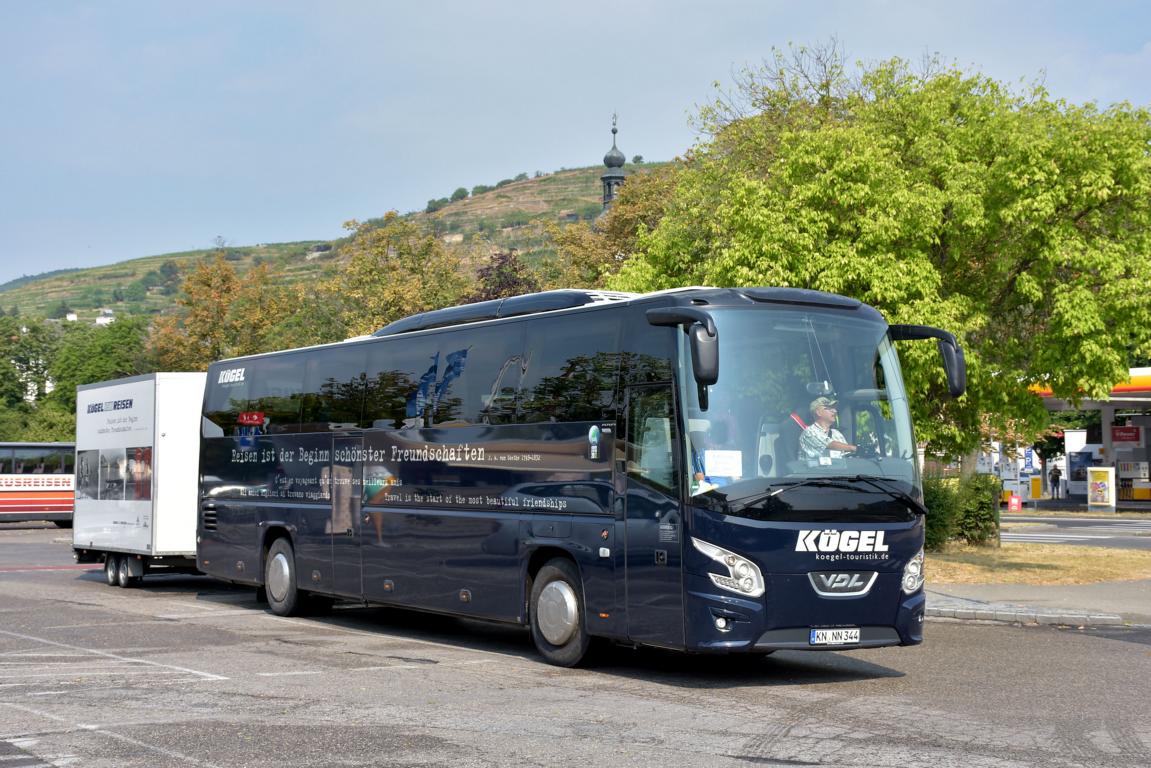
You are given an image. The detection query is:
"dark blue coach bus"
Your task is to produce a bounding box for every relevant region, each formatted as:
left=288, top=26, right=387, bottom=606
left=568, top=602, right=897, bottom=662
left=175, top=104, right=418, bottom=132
left=197, top=287, right=965, bottom=666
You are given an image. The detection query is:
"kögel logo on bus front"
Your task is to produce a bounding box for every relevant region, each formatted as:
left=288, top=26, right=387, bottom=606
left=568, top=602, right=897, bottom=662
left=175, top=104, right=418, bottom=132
left=218, top=368, right=246, bottom=384
left=795, top=530, right=889, bottom=553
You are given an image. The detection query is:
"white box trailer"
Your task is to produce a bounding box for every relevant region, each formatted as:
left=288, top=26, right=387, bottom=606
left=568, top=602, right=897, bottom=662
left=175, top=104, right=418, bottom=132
left=72, top=372, right=207, bottom=588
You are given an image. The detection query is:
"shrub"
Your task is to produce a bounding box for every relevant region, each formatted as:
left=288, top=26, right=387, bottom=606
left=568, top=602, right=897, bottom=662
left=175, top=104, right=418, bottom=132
left=922, top=474, right=958, bottom=552
left=955, top=473, right=1001, bottom=545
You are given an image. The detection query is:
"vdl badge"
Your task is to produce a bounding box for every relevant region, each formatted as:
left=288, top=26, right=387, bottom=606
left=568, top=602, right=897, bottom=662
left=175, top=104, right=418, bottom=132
left=809, top=627, right=861, bottom=646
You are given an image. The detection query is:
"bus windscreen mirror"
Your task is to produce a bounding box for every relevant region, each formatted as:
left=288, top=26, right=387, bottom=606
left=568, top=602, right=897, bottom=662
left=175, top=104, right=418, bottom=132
left=689, top=323, right=719, bottom=387
left=938, top=340, right=966, bottom=398
left=889, top=324, right=966, bottom=399
left=645, top=307, right=719, bottom=388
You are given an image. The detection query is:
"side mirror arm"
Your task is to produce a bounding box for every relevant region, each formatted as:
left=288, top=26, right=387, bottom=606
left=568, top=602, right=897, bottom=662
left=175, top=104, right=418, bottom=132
left=646, top=308, right=720, bottom=401
left=889, top=324, right=966, bottom=398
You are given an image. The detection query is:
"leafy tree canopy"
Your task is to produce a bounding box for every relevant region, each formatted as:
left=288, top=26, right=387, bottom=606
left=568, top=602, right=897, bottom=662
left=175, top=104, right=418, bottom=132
left=545, top=165, right=678, bottom=289
left=467, top=249, right=540, bottom=303
left=606, top=45, right=1151, bottom=457
left=0, top=317, right=60, bottom=405
left=147, top=254, right=290, bottom=370
left=331, top=214, right=474, bottom=337
left=46, top=316, right=151, bottom=412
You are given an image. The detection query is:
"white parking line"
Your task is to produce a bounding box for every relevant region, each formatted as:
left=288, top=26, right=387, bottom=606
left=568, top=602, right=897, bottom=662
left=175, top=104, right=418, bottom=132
left=259, top=613, right=519, bottom=660
left=1, top=703, right=226, bottom=768
left=256, top=658, right=496, bottom=677
left=0, top=630, right=228, bottom=682
left=0, top=669, right=191, bottom=680
left=154, top=610, right=261, bottom=620
left=42, top=610, right=257, bottom=629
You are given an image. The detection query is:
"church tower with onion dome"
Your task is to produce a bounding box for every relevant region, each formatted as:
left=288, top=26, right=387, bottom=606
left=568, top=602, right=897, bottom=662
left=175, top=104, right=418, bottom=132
left=601, top=114, right=626, bottom=209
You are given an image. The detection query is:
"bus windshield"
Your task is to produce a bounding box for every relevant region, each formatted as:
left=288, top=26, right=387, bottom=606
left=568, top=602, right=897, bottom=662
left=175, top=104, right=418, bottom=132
left=680, top=307, right=919, bottom=516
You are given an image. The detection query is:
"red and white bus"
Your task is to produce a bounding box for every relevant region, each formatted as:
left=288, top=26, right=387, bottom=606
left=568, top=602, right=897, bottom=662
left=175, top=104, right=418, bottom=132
left=0, top=442, right=75, bottom=527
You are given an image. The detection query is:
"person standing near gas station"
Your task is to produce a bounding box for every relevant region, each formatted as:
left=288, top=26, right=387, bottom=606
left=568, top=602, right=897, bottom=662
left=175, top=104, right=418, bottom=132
left=1049, top=464, right=1063, bottom=499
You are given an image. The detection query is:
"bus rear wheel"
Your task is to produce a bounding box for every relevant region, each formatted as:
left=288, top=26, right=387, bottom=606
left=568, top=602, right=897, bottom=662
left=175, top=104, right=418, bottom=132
left=265, top=538, right=300, bottom=616
left=530, top=559, right=590, bottom=667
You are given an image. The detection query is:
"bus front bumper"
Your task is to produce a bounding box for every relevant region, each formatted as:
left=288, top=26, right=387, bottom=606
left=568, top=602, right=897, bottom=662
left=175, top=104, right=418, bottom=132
left=685, top=575, right=926, bottom=653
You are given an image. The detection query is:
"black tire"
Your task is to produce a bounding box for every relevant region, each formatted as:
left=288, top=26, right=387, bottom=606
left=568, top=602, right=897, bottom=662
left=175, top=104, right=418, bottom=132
left=264, top=538, right=300, bottom=616
left=104, top=555, right=119, bottom=587
left=116, top=556, right=139, bottom=588
left=530, top=558, right=590, bottom=667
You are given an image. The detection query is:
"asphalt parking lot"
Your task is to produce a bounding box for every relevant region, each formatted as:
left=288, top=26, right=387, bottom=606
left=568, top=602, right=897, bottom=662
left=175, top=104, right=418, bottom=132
left=2, top=524, right=1150, bottom=768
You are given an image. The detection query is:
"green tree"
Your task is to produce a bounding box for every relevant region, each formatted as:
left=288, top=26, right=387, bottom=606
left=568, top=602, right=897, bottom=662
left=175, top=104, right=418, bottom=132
left=22, top=401, right=74, bottom=442
left=606, top=48, right=1151, bottom=457
left=147, top=254, right=289, bottom=370
left=544, top=164, right=677, bottom=289
left=0, top=319, right=24, bottom=407
left=450, top=187, right=469, bottom=202
left=0, top=317, right=59, bottom=404
left=263, top=281, right=347, bottom=350
left=46, top=317, right=151, bottom=412
left=329, top=214, right=473, bottom=337
left=0, top=402, right=27, bottom=441
left=467, top=250, right=539, bottom=302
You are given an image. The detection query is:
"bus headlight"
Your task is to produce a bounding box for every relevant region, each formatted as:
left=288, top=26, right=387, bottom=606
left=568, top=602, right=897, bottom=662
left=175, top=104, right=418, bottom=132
left=902, top=548, right=925, bottom=594
left=691, top=538, right=765, bottom=598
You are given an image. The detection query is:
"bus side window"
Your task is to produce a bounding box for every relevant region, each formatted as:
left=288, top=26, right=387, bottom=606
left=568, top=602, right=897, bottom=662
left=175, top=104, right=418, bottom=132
left=247, top=354, right=305, bottom=434
left=439, top=324, right=525, bottom=426
left=626, top=387, right=679, bottom=498
left=300, top=346, right=367, bottom=432
left=521, top=314, right=621, bottom=423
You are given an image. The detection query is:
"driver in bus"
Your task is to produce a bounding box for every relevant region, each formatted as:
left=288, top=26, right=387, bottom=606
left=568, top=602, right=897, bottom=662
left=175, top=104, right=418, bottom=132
left=798, top=397, right=857, bottom=460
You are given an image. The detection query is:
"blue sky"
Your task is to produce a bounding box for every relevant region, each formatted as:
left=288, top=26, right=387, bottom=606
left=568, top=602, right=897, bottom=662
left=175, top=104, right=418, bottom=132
left=1, top=1, right=1148, bottom=287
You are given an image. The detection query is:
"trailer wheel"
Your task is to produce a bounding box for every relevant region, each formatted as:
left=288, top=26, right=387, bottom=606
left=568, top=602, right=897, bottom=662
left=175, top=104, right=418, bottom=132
left=104, top=555, right=119, bottom=587
left=529, top=558, right=590, bottom=667
left=265, top=538, right=300, bottom=616
left=116, top=556, right=139, bottom=588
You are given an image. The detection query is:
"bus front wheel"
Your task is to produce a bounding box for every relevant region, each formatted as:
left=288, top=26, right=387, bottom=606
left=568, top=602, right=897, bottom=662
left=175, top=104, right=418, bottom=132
left=265, top=538, right=300, bottom=616
left=530, top=559, right=590, bottom=667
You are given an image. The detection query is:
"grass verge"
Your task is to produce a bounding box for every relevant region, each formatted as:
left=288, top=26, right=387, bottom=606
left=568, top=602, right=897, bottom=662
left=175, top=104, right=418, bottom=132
left=927, top=543, right=1151, bottom=585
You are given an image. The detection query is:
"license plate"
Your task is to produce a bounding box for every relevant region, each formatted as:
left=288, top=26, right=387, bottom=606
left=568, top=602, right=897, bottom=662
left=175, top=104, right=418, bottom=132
left=809, top=628, right=860, bottom=646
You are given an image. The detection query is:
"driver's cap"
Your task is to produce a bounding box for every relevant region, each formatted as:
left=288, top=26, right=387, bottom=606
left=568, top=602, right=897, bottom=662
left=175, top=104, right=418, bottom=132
left=810, top=396, right=838, bottom=414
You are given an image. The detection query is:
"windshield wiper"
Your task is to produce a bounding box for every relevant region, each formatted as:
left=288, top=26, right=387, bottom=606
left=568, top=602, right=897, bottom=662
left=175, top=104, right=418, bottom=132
left=835, top=474, right=928, bottom=515
left=726, top=478, right=858, bottom=514
left=726, top=475, right=927, bottom=516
